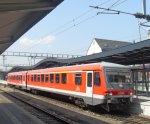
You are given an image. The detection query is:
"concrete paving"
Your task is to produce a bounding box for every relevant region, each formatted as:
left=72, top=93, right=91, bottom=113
left=129, top=96, right=150, bottom=117
left=0, top=91, right=45, bottom=124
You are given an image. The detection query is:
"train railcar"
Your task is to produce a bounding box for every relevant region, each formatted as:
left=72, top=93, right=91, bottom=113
left=7, top=62, right=134, bottom=111
left=7, top=71, right=27, bottom=89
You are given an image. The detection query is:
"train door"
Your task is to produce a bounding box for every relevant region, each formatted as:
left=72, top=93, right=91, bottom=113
left=86, top=71, right=93, bottom=105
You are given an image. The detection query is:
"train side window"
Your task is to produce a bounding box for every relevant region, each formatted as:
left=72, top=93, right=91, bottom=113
left=38, top=75, right=40, bottom=82
left=50, top=74, right=54, bottom=83
left=18, top=76, right=20, bottom=80
left=20, top=75, right=22, bottom=80
left=56, top=74, right=60, bottom=83
left=23, top=76, right=25, bottom=81
left=34, top=75, right=36, bottom=82
left=87, top=73, right=92, bottom=87
left=45, top=74, right=49, bottom=82
left=62, top=73, right=67, bottom=84
left=28, top=75, right=30, bottom=81
left=94, top=72, right=101, bottom=86
left=31, top=75, right=33, bottom=82
left=41, top=74, right=44, bottom=82
left=75, top=73, right=82, bottom=85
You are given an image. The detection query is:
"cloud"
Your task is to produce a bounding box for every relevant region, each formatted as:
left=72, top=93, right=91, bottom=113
left=19, top=35, right=56, bottom=46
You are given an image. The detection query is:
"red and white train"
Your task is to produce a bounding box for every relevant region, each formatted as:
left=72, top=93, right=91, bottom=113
left=7, top=62, right=134, bottom=111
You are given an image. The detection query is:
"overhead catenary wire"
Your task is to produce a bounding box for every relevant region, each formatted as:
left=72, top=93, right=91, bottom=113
left=21, top=0, right=130, bottom=52
left=90, top=6, right=150, bottom=21
left=21, top=0, right=115, bottom=52
left=54, top=0, right=125, bottom=35
left=50, top=0, right=113, bottom=34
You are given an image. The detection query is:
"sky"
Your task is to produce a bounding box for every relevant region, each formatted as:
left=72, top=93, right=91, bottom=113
left=1, top=0, right=150, bottom=71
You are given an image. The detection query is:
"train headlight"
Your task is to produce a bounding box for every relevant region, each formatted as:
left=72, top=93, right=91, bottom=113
left=130, top=92, right=133, bottom=96
left=109, top=92, right=113, bottom=96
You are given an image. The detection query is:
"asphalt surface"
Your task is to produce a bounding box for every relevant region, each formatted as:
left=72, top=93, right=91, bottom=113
left=0, top=91, right=45, bottom=124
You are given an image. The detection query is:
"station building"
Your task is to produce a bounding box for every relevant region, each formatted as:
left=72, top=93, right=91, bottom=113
left=87, top=38, right=131, bottom=55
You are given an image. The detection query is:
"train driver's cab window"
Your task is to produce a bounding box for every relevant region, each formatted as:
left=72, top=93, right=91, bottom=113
left=56, top=74, right=60, bottom=83
left=62, top=73, right=67, bottom=84
left=94, top=72, right=101, bottom=86
left=75, top=73, right=82, bottom=85
left=50, top=74, right=54, bottom=83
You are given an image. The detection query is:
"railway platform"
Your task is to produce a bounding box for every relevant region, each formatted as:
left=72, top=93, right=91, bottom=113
left=129, top=96, right=150, bottom=117
left=0, top=90, right=45, bottom=124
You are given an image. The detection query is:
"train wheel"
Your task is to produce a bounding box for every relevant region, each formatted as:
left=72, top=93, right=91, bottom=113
left=74, top=98, right=87, bottom=109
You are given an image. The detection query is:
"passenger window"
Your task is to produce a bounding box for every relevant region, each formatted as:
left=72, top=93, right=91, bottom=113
left=20, top=75, right=22, bottom=80
left=87, top=73, right=92, bottom=87
left=34, top=75, right=36, bottom=82
left=45, top=74, right=49, bottom=82
left=28, top=75, right=30, bottom=81
left=62, top=73, right=67, bottom=84
left=94, top=72, right=101, bottom=86
left=31, top=75, right=33, bottom=82
left=50, top=74, right=54, bottom=83
left=23, top=76, right=25, bottom=81
left=56, top=74, right=60, bottom=83
left=75, top=73, right=82, bottom=85
left=37, top=75, right=40, bottom=82
left=41, top=74, right=44, bottom=82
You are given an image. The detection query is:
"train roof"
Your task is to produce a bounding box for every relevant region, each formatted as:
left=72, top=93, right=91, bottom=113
left=8, top=71, right=27, bottom=75
left=28, top=62, right=129, bottom=73
left=8, top=62, right=129, bottom=75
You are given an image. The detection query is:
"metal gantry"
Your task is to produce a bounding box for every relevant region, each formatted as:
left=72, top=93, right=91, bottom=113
left=2, top=51, right=81, bottom=58
left=1, top=51, right=82, bottom=68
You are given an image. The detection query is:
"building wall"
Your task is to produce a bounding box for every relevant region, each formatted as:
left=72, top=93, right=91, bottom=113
left=87, top=40, right=102, bottom=55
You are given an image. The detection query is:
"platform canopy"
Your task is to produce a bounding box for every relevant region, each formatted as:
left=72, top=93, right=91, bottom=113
left=8, top=39, right=150, bottom=72
left=68, top=39, right=150, bottom=65
left=0, top=0, right=63, bottom=54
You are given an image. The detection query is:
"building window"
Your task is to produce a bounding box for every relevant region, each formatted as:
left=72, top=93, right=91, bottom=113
left=45, top=74, right=49, bottom=82
left=56, top=74, right=60, bottom=83
left=41, top=74, right=44, bottom=82
left=94, top=72, right=101, bottom=86
left=50, top=74, right=54, bottom=83
left=75, top=73, right=82, bottom=85
left=62, top=73, right=67, bottom=84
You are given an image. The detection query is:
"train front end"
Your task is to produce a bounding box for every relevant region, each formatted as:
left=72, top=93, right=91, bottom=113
left=103, top=66, right=134, bottom=111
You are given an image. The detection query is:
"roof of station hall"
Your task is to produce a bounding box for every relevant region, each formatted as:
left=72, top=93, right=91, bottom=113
left=8, top=39, right=150, bottom=72
left=0, top=0, right=63, bottom=54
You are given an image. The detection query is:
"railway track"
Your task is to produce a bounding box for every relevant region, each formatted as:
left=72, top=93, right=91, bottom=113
left=1, top=86, right=150, bottom=124
left=0, top=88, right=78, bottom=124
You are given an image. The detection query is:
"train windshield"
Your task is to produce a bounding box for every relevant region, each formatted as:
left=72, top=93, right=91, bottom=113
left=106, top=69, right=131, bottom=84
